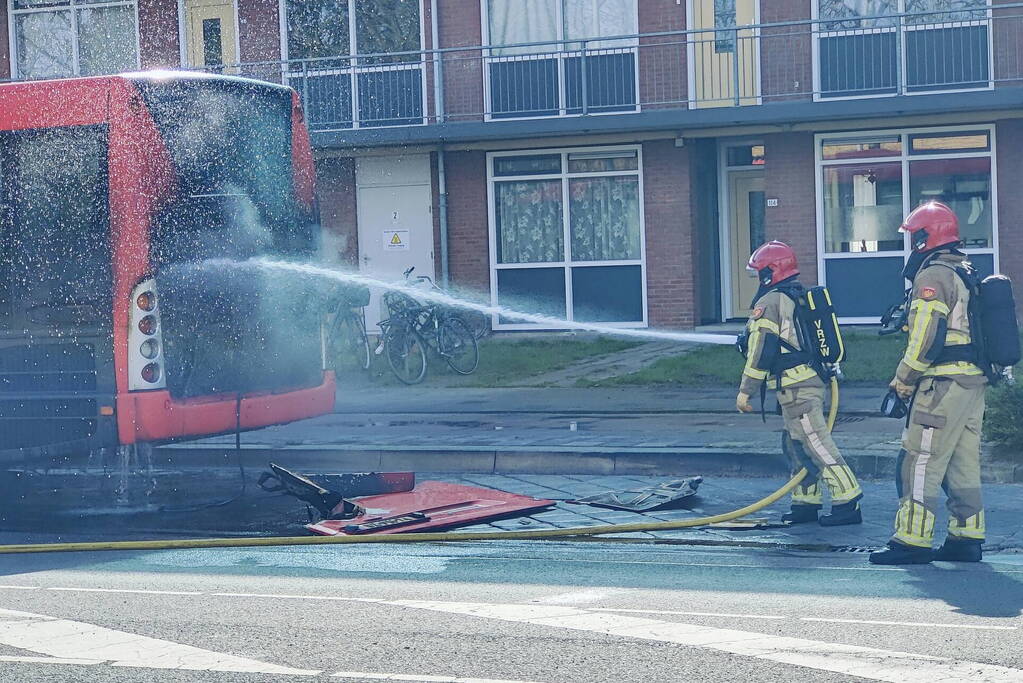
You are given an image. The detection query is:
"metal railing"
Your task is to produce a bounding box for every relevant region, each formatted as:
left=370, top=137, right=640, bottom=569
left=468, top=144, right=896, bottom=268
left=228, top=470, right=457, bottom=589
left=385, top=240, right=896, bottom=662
left=7, top=5, right=1023, bottom=132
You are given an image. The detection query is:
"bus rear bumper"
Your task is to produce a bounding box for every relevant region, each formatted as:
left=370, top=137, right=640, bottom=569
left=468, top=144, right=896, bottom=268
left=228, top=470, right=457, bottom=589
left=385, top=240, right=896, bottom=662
left=124, top=371, right=337, bottom=444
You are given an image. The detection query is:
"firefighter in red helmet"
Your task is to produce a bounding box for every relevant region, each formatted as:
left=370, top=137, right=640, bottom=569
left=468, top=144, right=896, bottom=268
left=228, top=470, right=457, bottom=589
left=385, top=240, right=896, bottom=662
left=870, top=201, right=988, bottom=565
left=737, top=241, right=863, bottom=526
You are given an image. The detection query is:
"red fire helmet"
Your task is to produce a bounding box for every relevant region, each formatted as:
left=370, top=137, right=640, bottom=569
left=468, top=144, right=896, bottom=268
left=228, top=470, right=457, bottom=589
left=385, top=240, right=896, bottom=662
left=900, top=201, right=961, bottom=252
left=748, top=241, right=799, bottom=287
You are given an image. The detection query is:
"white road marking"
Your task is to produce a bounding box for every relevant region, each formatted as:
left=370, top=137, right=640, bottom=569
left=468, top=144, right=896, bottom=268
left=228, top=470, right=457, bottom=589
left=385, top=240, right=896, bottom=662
left=47, top=587, right=202, bottom=596
left=332, top=672, right=544, bottom=682
left=386, top=600, right=1023, bottom=683
left=10, top=586, right=1014, bottom=632
left=0, top=608, right=320, bottom=676
left=800, top=617, right=1017, bottom=631
left=0, top=655, right=101, bottom=665
left=593, top=608, right=785, bottom=620
left=0, top=584, right=39, bottom=590
left=534, top=589, right=621, bottom=605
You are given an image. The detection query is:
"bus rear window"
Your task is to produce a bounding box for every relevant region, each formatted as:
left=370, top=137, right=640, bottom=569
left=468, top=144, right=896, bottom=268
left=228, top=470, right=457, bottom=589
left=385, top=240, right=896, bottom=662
left=134, top=78, right=316, bottom=266
left=0, top=126, right=111, bottom=329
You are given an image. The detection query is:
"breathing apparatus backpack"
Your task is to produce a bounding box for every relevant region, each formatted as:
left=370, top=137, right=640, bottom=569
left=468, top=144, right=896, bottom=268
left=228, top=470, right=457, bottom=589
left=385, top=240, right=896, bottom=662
left=737, top=283, right=846, bottom=420
left=940, top=267, right=1020, bottom=384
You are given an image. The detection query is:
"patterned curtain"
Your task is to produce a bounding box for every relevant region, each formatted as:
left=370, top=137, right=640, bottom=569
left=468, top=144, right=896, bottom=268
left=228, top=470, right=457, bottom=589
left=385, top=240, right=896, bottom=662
left=569, top=176, right=640, bottom=261
left=495, top=180, right=564, bottom=263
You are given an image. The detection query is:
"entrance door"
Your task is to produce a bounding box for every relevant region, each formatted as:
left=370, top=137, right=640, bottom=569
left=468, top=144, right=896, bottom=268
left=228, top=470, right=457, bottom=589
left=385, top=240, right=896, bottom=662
left=185, top=0, right=237, bottom=69
left=356, top=155, right=435, bottom=333
left=728, top=172, right=766, bottom=318
left=689, top=0, right=760, bottom=108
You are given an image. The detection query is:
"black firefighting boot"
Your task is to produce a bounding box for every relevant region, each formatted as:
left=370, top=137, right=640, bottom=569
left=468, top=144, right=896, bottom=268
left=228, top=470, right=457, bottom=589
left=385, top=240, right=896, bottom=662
left=819, top=497, right=862, bottom=527
left=869, top=541, right=934, bottom=565
left=781, top=504, right=820, bottom=524
left=934, top=537, right=983, bottom=563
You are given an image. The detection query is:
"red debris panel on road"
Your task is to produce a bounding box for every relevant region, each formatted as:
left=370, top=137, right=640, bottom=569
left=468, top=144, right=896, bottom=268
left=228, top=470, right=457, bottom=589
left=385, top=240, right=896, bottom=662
left=306, top=482, right=554, bottom=536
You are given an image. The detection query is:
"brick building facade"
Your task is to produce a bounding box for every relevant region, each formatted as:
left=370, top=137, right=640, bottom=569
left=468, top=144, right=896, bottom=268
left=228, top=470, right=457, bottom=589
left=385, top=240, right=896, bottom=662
left=4, top=0, right=1023, bottom=329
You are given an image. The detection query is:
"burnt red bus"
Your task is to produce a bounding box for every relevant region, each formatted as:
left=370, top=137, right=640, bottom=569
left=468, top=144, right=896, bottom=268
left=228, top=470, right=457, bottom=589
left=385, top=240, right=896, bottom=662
left=0, top=72, right=335, bottom=462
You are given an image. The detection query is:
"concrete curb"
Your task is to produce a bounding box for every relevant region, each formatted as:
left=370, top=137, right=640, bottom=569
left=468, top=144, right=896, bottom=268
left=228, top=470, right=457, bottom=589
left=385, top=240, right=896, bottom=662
left=154, top=444, right=1023, bottom=484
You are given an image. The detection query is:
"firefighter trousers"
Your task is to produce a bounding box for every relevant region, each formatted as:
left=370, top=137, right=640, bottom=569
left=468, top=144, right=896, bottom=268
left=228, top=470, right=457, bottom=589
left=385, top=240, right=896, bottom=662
left=892, top=377, right=986, bottom=549
left=778, top=384, right=862, bottom=506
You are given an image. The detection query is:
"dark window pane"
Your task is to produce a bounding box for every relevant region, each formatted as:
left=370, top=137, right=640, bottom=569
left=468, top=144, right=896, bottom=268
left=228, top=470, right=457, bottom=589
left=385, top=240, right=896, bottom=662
left=0, top=126, right=111, bottom=328
left=565, top=52, right=636, bottom=113
left=968, top=253, right=994, bottom=279
left=726, top=144, right=765, bottom=166
left=714, top=0, right=737, bottom=53
left=494, top=154, right=562, bottom=176
left=818, top=0, right=897, bottom=30
left=825, top=257, right=906, bottom=318
left=489, top=57, right=559, bottom=118
left=202, top=18, right=222, bottom=66
left=909, top=157, right=992, bottom=249
left=496, top=267, right=566, bottom=321
left=572, top=265, right=643, bottom=323
left=287, top=0, right=349, bottom=60
left=819, top=33, right=897, bottom=97
left=357, top=68, right=423, bottom=126
left=748, top=190, right=765, bottom=247
left=355, top=0, right=421, bottom=64
left=906, top=25, right=989, bottom=91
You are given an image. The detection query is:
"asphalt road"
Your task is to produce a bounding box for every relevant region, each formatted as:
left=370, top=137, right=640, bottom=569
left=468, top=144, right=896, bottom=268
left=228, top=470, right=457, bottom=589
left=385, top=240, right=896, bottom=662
left=2, top=541, right=1023, bottom=682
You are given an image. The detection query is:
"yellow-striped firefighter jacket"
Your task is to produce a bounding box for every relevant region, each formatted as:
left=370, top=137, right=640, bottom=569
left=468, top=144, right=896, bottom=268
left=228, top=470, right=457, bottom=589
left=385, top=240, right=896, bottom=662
left=896, top=252, right=987, bottom=389
left=739, top=289, right=821, bottom=397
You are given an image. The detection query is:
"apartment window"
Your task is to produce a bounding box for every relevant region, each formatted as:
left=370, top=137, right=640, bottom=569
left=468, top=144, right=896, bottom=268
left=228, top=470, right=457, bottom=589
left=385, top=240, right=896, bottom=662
left=817, top=127, right=995, bottom=318
left=485, top=0, right=639, bottom=118
left=490, top=148, right=645, bottom=327
left=283, top=0, right=423, bottom=129
left=817, top=0, right=990, bottom=97
left=11, top=0, right=138, bottom=79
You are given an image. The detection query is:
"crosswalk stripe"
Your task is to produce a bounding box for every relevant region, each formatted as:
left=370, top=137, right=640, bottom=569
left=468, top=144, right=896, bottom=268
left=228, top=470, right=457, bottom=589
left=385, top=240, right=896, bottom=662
left=384, top=600, right=1023, bottom=683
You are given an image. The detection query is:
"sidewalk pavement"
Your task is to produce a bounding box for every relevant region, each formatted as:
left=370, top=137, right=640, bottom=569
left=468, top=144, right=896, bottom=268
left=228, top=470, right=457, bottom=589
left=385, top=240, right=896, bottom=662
left=5, top=470, right=1020, bottom=553
left=158, top=385, right=1023, bottom=483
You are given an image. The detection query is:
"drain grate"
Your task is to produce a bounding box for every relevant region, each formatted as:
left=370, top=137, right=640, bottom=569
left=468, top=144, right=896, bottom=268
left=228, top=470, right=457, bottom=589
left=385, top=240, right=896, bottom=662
left=834, top=415, right=866, bottom=425
left=831, top=545, right=883, bottom=553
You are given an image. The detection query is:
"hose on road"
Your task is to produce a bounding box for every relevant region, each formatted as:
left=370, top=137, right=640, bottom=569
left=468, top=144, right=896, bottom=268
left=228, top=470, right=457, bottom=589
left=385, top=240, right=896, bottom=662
left=0, top=380, right=838, bottom=555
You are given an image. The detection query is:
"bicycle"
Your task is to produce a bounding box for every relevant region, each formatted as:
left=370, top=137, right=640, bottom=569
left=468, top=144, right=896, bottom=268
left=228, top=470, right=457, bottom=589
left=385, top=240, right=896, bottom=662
left=325, top=285, right=371, bottom=371
left=402, top=266, right=490, bottom=341
left=379, top=289, right=479, bottom=385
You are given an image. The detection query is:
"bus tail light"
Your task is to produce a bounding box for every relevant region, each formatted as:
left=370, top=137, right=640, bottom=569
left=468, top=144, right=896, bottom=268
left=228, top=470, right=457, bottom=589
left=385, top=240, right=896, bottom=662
left=128, top=279, right=166, bottom=391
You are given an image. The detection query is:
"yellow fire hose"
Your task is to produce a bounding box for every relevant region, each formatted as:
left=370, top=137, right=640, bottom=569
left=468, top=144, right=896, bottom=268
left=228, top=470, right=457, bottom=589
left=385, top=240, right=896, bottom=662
left=0, top=380, right=838, bottom=555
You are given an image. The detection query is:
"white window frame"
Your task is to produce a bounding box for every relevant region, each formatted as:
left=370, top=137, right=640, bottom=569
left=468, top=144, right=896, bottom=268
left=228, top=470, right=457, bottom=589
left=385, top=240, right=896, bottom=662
left=8, top=0, right=141, bottom=80
left=479, top=0, right=641, bottom=121
left=814, top=123, right=998, bottom=324
left=277, top=0, right=428, bottom=130
left=685, top=0, right=763, bottom=109
left=487, top=144, right=648, bottom=331
left=811, top=0, right=994, bottom=102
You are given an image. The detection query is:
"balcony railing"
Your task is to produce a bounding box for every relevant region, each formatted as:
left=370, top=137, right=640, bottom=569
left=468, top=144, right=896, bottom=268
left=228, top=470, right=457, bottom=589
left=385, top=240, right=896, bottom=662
left=14, top=5, right=1016, bottom=133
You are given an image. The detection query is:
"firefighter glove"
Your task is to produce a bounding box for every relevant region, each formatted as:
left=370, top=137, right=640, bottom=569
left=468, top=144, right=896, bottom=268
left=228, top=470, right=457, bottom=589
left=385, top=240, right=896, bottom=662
left=736, top=392, right=754, bottom=413
left=889, top=377, right=915, bottom=401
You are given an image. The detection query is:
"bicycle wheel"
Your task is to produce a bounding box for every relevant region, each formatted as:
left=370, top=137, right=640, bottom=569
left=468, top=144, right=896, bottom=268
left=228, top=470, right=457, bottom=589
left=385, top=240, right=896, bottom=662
left=385, top=325, right=428, bottom=384
left=459, top=308, right=490, bottom=340
left=327, top=309, right=371, bottom=371
left=439, top=317, right=479, bottom=375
